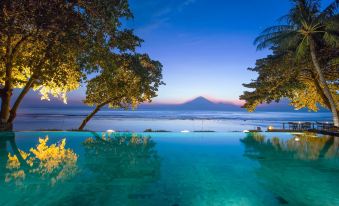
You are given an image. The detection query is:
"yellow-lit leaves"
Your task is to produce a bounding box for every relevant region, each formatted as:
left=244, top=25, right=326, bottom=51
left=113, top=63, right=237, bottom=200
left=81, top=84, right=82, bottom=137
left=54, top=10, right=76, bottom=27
left=84, top=54, right=163, bottom=110
left=241, top=50, right=338, bottom=112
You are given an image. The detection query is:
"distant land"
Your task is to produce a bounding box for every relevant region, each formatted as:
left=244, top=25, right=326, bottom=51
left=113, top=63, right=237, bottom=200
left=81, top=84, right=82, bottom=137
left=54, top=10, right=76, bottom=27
left=22, top=93, right=329, bottom=112
left=138, top=96, right=329, bottom=112
left=138, top=96, right=241, bottom=111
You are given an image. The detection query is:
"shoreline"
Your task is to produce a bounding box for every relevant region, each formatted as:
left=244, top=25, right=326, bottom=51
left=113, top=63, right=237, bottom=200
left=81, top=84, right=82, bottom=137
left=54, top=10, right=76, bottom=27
left=2, top=130, right=338, bottom=137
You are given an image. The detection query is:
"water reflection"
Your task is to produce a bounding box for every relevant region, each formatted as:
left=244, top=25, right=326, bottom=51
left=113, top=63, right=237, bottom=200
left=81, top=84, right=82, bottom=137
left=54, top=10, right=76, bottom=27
left=59, top=132, right=161, bottom=205
left=0, top=132, right=78, bottom=187
left=83, top=132, right=160, bottom=181
left=241, top=133, right=339, bottom=160
left=0, top=132, right=161, bottom=205
left=241, top=133, right=339, bottom=205
left=0, top=132, right=30, bottom=188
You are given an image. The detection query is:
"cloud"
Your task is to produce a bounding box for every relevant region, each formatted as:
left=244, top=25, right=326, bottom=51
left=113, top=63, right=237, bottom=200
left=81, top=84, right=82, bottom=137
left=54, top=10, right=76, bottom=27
left=135, top=0, right=198, bottom=35
left=136, top=17, right=170, bottom=35
left=178, top=0, right=197, bottom=11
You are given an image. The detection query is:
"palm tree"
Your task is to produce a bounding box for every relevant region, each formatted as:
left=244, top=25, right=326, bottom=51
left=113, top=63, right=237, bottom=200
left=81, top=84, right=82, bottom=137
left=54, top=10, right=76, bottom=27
left=254, top=0, right=339, bottom=126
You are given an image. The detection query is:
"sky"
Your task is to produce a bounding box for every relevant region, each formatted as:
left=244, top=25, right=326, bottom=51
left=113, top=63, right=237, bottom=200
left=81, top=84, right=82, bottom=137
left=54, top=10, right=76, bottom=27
left=125, top=0, right=291, bottom=104
left=22, top=0, right=333, bottom=107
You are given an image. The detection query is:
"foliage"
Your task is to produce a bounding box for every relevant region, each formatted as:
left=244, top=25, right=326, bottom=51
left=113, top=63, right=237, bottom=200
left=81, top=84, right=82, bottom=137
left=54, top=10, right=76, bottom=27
left=0, top=0, right=85, bottom=102
left=241, top=0, right=339, bottom=113
left=240, top=50, right=339, bottom=111
left=254, top=0, right=339, bottom=52
left=83, top=54, right=164, bottom=109
left=0, top=0, right=142, bottom=125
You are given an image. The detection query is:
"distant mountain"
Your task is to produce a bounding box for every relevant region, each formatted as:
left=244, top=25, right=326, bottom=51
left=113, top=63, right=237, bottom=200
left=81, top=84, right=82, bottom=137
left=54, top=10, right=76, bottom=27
left=178, top=96, right=241, bottom=110
left=139, top=96, right=242, bottom=111
left=138, top=96, right=329, bottom=112
left=21, top=91, right=330, bottom=112
left=184, top=96, right=213, bottom=107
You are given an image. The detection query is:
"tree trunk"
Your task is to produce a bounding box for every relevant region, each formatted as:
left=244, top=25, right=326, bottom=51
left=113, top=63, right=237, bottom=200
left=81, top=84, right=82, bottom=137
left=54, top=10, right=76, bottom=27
left=313, top=77, right=331, bottom=109
left=309, top=38, right=339, bottom=126
left=1, top=33, right=13, bottom=131
left=0, top=87, right=12, bottom=123
left=0, top=62, right=13, bottom=130
left=7, top=77, right=35, bottom=124
left=78, top=102, right=107, bottom=131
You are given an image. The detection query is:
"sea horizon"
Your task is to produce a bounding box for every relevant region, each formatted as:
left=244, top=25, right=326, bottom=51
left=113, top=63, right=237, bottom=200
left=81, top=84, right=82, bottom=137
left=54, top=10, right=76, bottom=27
left=15, top=107, right=332, bottom=132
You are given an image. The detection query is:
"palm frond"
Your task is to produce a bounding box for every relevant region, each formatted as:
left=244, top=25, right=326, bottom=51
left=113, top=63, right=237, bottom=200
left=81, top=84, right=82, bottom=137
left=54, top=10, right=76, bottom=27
left=255, top=29, right=301, bottom=50
left=323, top=32, right=339, bottom=47
left=255, top=33, right=283, bottom=50
left=319, top=0, right=339, bottom=20
left=254, top=25, right=296, bottom=49
left=296, top=36, right=309, bottom=59
left=277, top=14, right=291, bottom=23
left=261, top=25, right=296, bottom=34
left=325, top=16, right=339, bottom=31
left=279, top=31, right=302, bottom=49
left=329, top=57, right=339, bottom=66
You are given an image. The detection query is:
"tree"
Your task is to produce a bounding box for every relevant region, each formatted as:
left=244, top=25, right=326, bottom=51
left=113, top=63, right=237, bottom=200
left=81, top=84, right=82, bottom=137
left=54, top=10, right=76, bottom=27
left=0, top=0, right=83, bottom=129
left=1, top=38, right=83, bottom=125
left=240, top=49, right=339, bottom=112
left=245, top=0, right=339, bottom=126
left=0, top=0, right=142, bottom=130
left=78, top=54, right=164, bottom=130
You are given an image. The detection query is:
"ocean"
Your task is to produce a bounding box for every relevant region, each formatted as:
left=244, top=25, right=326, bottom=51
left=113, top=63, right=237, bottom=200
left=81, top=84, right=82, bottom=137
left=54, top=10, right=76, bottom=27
left=14, top=108, right=332, bottom=132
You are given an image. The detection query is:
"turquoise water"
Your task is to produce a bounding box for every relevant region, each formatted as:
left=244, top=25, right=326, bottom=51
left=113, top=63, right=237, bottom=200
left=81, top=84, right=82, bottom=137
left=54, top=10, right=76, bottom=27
left=0, top=132, right=338, bottom=206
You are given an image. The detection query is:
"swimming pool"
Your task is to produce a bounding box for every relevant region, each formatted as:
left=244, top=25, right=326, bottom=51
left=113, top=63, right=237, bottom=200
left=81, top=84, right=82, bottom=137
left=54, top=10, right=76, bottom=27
left=0, top=132, right=338, bottom=206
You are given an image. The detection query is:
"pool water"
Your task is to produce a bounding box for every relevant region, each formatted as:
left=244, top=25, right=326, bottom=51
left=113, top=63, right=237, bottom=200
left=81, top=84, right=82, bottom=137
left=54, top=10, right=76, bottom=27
left=0, top=132, right=338, bottom=206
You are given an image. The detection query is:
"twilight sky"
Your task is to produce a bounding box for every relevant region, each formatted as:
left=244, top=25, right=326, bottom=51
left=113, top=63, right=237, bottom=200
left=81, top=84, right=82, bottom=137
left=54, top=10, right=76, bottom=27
left=23, top=0, right=333, bottom=107
left=126, top=0, right=290, bottom=104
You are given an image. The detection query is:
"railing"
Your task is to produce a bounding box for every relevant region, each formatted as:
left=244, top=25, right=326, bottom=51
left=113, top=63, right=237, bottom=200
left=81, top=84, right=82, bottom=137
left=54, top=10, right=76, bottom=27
left=282, top=122, right=313, bottom=131
left=279, top=122, right=338, bottom=136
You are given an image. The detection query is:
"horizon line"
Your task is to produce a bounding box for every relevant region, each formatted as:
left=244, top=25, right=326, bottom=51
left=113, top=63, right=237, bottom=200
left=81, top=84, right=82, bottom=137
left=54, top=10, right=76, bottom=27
left=148, top=96, right=245, bottom=106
